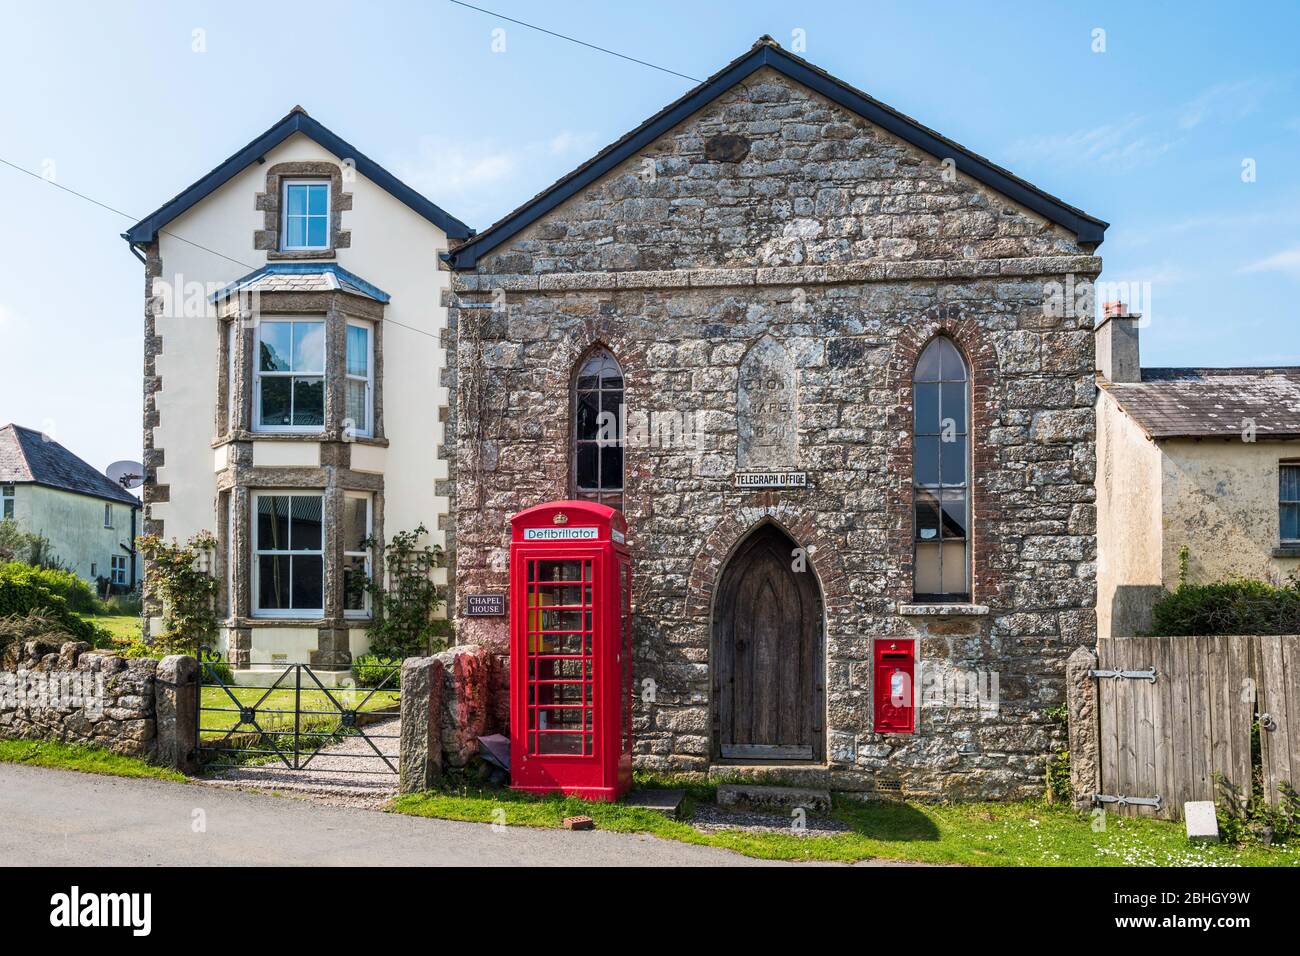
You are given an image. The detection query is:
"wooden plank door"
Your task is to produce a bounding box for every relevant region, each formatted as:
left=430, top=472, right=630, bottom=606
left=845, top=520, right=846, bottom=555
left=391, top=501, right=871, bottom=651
left=714, top=524, right=822, bottom=762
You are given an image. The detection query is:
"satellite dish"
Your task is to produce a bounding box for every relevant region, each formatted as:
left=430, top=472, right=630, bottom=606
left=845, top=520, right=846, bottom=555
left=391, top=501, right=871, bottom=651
left=106, top=460, right=145, bottom=490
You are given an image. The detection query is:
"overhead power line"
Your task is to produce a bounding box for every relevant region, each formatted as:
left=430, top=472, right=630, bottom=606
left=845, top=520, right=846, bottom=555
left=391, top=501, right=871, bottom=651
left=447, top=0, right=703, bottom=82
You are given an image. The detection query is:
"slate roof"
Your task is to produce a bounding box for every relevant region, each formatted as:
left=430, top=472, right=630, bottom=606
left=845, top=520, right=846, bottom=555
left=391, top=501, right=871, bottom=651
left=209, top=263, right=390, bottom=303
left=123, top=107, right=472, bottom=246
left=0, top=424, right=140, bottom=506
left=446, top=36, right=1107, bottom=269
left=1103, top=368, right=1300, bottom=440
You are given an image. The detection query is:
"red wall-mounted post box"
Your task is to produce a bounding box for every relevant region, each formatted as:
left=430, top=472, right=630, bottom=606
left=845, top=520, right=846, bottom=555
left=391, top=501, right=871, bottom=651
left=873, top=639, right=915, bottom=734
left=509, top=500, right=633, bottom=801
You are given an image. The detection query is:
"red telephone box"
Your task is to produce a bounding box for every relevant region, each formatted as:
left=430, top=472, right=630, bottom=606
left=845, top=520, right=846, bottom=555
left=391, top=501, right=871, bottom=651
left=874, top=639, right=916, bottom=734
left=509, top=500, right=633, bottom=801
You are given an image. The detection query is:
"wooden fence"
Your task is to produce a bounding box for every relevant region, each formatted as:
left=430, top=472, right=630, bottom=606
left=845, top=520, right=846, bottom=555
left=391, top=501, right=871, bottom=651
left=1087, top=635, right=1300, bottom=821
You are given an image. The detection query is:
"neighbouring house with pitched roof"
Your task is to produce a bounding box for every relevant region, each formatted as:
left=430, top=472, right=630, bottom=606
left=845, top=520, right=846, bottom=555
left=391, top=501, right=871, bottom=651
left=122, top=108, right=470, bottom=677
left=0, top=423, right=141, bottom=588
left=1095, top=305, right=1300, bottom=639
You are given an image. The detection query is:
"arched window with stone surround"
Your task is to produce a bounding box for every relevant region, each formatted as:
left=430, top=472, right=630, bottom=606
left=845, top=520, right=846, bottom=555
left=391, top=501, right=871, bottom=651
left=912, top=337, right=970, bottom=602
left=572, top=347, right=624, bottom=510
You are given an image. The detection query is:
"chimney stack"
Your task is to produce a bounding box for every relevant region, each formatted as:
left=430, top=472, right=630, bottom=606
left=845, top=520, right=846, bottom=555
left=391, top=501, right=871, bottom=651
left=1096, top=301, right=1141, bottom=383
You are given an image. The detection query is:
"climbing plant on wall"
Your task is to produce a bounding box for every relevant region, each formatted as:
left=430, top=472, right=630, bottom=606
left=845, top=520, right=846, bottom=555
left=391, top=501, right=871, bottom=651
left=363, top=524, right=449, bottom=659
left=136, top=531, right=218, bottom=655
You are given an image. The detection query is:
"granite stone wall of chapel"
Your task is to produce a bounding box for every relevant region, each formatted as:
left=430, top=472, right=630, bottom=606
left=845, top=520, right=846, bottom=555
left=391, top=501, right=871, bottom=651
left=449, top=68, right=1100, bottom=798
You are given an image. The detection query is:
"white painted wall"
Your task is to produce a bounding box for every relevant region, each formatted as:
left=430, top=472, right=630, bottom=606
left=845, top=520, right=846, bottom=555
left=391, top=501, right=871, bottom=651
left=8, top=484, right=140, bottom=586
left=1096, top=388, right=1164, bottom=639
left=152, top=131, right=454, bottom=660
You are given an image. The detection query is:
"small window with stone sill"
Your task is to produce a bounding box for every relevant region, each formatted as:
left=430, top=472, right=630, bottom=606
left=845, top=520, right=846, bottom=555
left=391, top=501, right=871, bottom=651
left=281, top=181, right=330, bottom=251
left=1282, top=463, right=1300, bottom=546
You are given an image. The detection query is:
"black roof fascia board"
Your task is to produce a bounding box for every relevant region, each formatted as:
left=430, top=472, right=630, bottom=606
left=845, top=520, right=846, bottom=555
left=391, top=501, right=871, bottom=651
left=124, top=112, right=472, bottom=245
left=446, top=44, right=1106, bottom=270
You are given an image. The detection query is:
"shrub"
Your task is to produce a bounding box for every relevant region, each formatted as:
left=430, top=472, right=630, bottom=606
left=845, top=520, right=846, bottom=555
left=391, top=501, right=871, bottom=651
left=351, top=654, right=402, bottom=690
left=363, top=525, right=449, bottom=659
left=0, top=562, right=98, bottom=614
left=1148, top=575, right=1300, bottom=636
left=0, top=578, right=98, bottom=643
left=0, top=519, right=68, bottom=569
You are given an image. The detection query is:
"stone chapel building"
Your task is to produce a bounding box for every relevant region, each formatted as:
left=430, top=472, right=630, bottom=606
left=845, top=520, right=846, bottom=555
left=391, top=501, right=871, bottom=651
left=445, top=38, right=1107, bottom=797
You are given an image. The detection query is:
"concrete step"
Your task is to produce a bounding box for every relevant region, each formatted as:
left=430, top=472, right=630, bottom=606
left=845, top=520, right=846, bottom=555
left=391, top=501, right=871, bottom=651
left=707, top=764, right=832, bottom=789
left=716, top=783, right=832, bottom=814
left=624, top=789, right=686, bottom=818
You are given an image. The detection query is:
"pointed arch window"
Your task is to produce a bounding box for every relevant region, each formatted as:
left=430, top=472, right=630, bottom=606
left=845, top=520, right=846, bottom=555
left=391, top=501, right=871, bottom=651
left=573, top=348, right=624, bottom=510
left=912, top=337, right=970, bottom=602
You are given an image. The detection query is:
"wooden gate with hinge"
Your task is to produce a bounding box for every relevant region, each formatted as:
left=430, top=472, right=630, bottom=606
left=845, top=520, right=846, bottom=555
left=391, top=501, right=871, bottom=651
left=1094, top=635, right=1300, bottom=821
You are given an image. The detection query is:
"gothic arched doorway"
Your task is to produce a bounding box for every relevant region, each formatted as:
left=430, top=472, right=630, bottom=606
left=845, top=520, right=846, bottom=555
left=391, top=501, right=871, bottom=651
left=712, top=523, right=824, bottom=762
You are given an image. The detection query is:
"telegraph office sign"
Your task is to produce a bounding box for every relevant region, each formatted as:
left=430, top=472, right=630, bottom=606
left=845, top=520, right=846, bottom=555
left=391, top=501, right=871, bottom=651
left=734, top=472, right=808, bottom=489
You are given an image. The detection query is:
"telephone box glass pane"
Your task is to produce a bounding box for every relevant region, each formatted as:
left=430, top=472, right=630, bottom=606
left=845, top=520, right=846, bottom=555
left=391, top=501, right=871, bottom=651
left=526, top=557, right=595, bottom=757
left=536, top=560, right=584, bottom=582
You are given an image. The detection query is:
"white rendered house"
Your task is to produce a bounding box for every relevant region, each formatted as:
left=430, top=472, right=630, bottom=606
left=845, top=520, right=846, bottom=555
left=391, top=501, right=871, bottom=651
left=123, top=108, right=470, bottom=673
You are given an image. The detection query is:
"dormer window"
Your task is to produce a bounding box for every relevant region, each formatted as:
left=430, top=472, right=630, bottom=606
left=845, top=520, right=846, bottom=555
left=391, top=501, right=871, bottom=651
left=282, top=181, right=330, bottom=251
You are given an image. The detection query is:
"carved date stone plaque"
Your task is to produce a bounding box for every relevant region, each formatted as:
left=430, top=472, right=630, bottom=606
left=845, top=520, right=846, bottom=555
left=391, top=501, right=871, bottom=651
left=736, top=336, right=798, bottom=471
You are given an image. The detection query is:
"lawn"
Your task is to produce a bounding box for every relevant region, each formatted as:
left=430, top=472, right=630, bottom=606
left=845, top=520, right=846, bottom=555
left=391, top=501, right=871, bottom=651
left=199, top=685, right=400, bottom=739
left=77, top=612, right=142, bottom=644
left=0, top=738, right=186, bottom=782
left=390, top=776, right=1300, bottom=867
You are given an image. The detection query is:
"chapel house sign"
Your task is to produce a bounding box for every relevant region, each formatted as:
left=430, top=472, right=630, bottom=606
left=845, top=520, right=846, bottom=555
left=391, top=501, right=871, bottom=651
left=736, top=335, right=799, bottom=472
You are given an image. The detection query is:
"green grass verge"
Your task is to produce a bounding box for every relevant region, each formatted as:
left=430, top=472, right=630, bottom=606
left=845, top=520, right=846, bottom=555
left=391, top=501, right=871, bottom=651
left=0, top=738, right=185, bottom=782
left=390, top=775, right=1300, bottom=866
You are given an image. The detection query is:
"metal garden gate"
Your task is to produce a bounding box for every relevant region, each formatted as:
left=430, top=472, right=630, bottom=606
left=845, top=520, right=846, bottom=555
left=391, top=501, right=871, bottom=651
left=195, top=649, right=401, bottom=774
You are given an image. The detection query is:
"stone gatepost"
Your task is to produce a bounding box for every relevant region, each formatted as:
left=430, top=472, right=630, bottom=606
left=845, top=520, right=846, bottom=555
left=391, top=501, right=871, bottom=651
left=155, top=655, right=199, bottom=774
left=399, top=656, right=445, bottom=794
left=1065, top=646, right=1100, bottom=810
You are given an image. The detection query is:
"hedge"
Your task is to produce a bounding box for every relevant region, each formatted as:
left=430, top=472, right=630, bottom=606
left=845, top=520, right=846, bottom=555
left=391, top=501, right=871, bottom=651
left=0, top=577, right=98, bottom=643
left=1149, top=578, right=1300, bottom=636
left=0, top=562, right=98, bottom=614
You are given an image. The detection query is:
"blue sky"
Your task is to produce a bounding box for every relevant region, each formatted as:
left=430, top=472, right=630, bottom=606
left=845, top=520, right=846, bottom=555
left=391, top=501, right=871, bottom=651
left=1, top=0, right=1297, bottom=474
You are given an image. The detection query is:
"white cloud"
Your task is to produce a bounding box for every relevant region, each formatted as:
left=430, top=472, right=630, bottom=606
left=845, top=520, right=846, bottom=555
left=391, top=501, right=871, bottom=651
left=1006, top=116, right=1175, bottom=169
left=1239, top=245, right=1300, bottom=278
left=1178, top=79, right=1272, bottom=130
left=393, top=129, right=598, bottom=225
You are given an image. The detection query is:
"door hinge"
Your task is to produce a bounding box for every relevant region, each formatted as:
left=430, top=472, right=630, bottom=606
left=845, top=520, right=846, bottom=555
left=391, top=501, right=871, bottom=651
left=1092, top=793, right=1163, bottom=810
left=1088, top=668, right=1157, bottom=683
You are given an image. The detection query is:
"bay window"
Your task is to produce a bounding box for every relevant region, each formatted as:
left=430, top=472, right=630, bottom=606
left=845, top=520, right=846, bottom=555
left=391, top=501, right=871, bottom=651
left=3, top=483, right=15, bottom=520
left=345, top=321, right=373, bottom=438
left=255, top=319, right=325, bottom=431
left=342, top=493, right=373, bottom=617
left=253, top=492, right=324, bottom=616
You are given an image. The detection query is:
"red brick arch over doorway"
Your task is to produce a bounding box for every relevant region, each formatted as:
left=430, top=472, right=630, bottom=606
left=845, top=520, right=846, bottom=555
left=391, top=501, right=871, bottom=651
left=684, top=504, right=851, bottom=619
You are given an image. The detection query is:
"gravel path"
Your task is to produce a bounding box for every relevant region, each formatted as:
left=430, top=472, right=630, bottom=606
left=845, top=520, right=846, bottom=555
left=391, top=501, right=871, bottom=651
left=204, top=717, right=400, bottom=806
left=690, top=803, right=855, bottom=835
